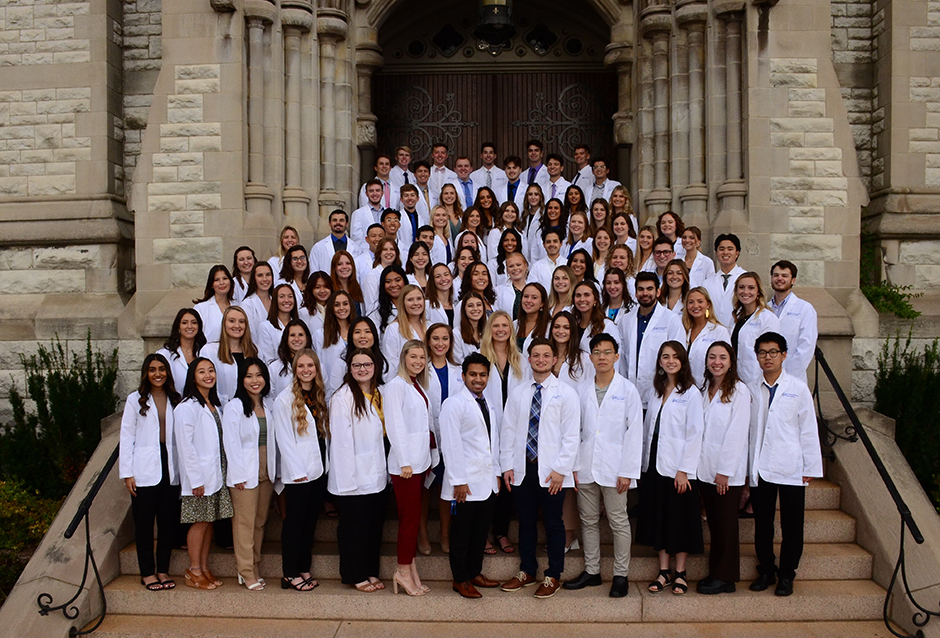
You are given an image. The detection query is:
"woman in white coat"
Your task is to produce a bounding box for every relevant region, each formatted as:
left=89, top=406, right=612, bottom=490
left=174, top=357, right=232, bottom=591
left=120, top=353, right=182, bottom=591
left=381, top=285, right=427, bottom=375
left=328, top=348, right=388, bottom=593
left=273, top=348, right=329, bottom=591
left=156, top=308, right=207, bottom=390
left=256, top=284, right=299, bottom=365
left=384, top=340, right=434, bottom=596
left=730, top=272, right=781, bottom=389
left=192, top=265, right=234, bottom=344
left=683, top=287, right=732, bottom=386
left=696, top=341, right=751, bottom=595
left=269, top=319, right=313, bottom=398
left=201, top=306, right=259, bottom=405
left=572, top=282, right=620, bottom=354
left=222, top=357, right=277, bottom=591
left=637, top=341, right=705, bottom=596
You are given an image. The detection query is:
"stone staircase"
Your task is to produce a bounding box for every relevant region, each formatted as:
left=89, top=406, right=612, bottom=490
left=92, top=479, right=893, bottom=637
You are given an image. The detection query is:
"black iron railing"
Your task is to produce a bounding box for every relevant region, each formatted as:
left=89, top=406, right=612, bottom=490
left=37, top=443, right=119, bottom=636
left=813, top=347, right=938, bottom=638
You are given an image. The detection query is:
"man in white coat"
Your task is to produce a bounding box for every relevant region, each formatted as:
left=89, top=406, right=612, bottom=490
left=310, top=209, right=354, bottom=273
left=528, top=228, right=566, bottom=292
left=769, top=260, right=818, bottom=384
left=541, top=153, right=570, bottom=203
left=357, top=154, right=398, bottom=210
left=454, top=156, right=480, bottom=210
left=523, top=139, right=550, bottom=190
left=438, top=352, right=503, bottom=598
left=495, top=155, right=526, bottom=207
left=570, top=144, right=594, bottom=189
left=703, top=233, right=746, bottom=328
left=619, top=272, right=684, bottom=407
left=748, top=331, right=823, bottom=598
left=470, top=142, right=507, bottom=193
left=429, top=143, right=459, bottom=197
left=350, top=180, right=385, bottom=252
left=389, top=146, right=415, bottom=193
left=499, top=338, right=580, bottom=599
left=564, top=333, right=643, bottom=598
left=585, top=157, right=621, bottom=203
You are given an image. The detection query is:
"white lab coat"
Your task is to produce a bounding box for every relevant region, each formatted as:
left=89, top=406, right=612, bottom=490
left=256, top=318, right=285, bottom=366
left=578, top=318, right=621, bottom=354
left=619, top=303, right=684, bottom=407
left=427, top=361, right=463, bottom=457
left=451, top=328, right=481, bottom=365
left=381, top=320, right=422, bottom=376
left=702, top=266, right=746, bottom=328
left=686, top=251, right=716, bottom=289
left=495, top=181, right=527, bottom=208
left=349, top=204, right=384, bottom=252
left=200, top=342, right=240, bottom=406
left=119, top=392, right=179, bottom=487
left=749, top=371, right=822, bottom=487
left=327, top=384, right=387, bottom=496
left=773, top=292, right=818, bottom=384
left=268, top=359, right=294, bottom=398
left=221, top=397, right=278, bottom=490
left=193, top=298, right=227, bottom=344
left=155, top=347, right=192, bottom=395
left=570, top=165, right=593, bottom=188
left=734, top=307, right=781, bottom=389
left=438, top=385, right=501, bottom=501
left=528, top=256, right=564, bottom=292
left=499, top=374, right=581, bottom=488
left=641, top=385, right=705, bottom=479
left=686, top=322, right=732, bottom=387
left=471, top=165, right=508, bottom=194
left=240, top=294, right=270, bottom=336
left=272, top=387, right=325, bottom=486
left=310, top=234, right=356, bottom=274
left=174, top=398, right=224, bottom=497
left=357, top=178, right=399, bottom=210
left=232, top=277, right=250, bottom=304
left=576, top=373, right=644, bottom=488
left=582, top=178, right=621, bottom=202
left=541, top=177, right=571, bottom=203
left=383, top=375, right=433, bottom=475
left=698, top=381, right=751, bottom=486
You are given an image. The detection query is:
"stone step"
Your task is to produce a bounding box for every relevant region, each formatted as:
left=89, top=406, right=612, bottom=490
left=258, top=506, right=857, bottom=544
left=90, top=616, right=895, bottom=638
left=120, top=540, right=872, bottom=582
left=103, top=575, right=885, bottom=624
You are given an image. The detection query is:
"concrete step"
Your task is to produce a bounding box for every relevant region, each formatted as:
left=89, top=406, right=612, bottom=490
left=90, top=616, right=895, bottom=638
left=120, top=540, right=872, bottom=582
left=103, top=575, right=885, bottom=624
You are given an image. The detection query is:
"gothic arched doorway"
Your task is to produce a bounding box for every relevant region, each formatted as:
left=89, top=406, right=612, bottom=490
left=373, top=0, right=617, bottom=172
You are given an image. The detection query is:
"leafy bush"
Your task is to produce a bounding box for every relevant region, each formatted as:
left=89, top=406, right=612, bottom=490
left=862, top=281, right=923, bottom=319
left=0, top=480, right=61, bottom=604
left=0, top=334, right=119, bottom=500
left=874, top=336, right=940, bottom=510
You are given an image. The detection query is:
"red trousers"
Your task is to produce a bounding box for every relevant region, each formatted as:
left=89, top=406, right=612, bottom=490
left=390, top=473, right=425, bottom=564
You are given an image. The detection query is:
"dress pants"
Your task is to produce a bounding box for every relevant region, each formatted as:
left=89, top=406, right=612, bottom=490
left=131, top=443, right=180, bottom=576
left=449, top=492, right=496, bottom=583
left=699, top=482, right=743, bottom=582
left=514, top=461, right=566, bottom=579
left=491, top=477, right=514, bottom=541
left=390, top=473, right=424, bottom=564
left=752, top=477, right=805, bottom=581
left=228, top=445, right=274, bottom=582
left=577, top=481, right=631, bottom=577
left=335, top=490, right=387, bottom=584
left=281, top=474, right=327, bottom=577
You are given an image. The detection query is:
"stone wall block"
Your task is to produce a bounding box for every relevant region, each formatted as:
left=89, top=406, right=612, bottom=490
left=770, top=234, right=843, bottom=261
left=0, top=270, right=85, bottom=294
left=28, top=174, right=75, bottom=195
left=153, top=238, right=222, bottom=264
left=32, top=246, right=101, bottom=269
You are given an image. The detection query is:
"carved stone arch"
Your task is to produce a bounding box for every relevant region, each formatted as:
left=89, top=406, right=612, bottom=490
left=364, top=0, right=622, bottom=30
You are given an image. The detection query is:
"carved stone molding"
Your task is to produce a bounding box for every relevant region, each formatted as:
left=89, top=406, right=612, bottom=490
left=209, top=0, right=236, bottom=12
left=318, top=8, right=348, bottom=40
left=357, top=120, right=377, bottom=147
left=356, top=42, right=385, bottom=73
left=243, top=0, right=277, bottom=23
left=282, top=8, right=314, bottom=32
left=282, top=0, right=313, bottom=11
left=714, top=0, right=747, bottom=16
left=639, top=12, right=673, bottom=37
left=675, top=3, right=709, bottom=25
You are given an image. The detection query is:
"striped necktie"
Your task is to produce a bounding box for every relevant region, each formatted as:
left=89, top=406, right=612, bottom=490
left=526, top=383, right=542, bottom=462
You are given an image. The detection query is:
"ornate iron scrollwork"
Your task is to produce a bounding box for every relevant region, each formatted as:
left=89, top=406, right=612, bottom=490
left=382, top=86, right=479, bottom=161
left=511, top=84, right=610, bottom=163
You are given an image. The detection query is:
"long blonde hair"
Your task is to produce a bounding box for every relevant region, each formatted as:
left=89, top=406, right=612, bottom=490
left=397, top=339, right=429, bottom=388
left=217, top=306, right=258, bottom=364
left=290, top=348, right=329, bottom=438
left=396, top=284, right=427, bottom=339
left=731, top=272, right=770, bottom=322
left=548, top=265, right=577, bottom=310
left=479, top=310, right=523, bottom=379
left=682, top=286, right=722, bottom=332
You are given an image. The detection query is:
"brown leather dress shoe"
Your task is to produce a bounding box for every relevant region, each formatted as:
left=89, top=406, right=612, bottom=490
left=470, top=574, right=500, bottom=588
left=534, top=576, right=561, bottom=598
left=500, top=571, right=537, bottom=592
left=452, top=581, right=483, bottom=598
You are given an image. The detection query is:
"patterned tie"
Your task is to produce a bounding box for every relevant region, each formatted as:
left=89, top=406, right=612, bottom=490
left=528, top=167, right=536, bottom=185
left=461, top=180, right=472, bottom=208
left=383, top=181, right=391, bottom=208
left=486, top=169, right=492, bottom=188
left=526, top=383, right=542, bottom=462
left=422, top=187, right=430, bottom=210
left=551, top=183, right=557, bottom=200
left=722, top=273, right=731, bottom=290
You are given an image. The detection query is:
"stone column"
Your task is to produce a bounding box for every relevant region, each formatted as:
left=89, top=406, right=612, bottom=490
left=242, top=2, right=277, bottom=225
left=676, top=0, right=709, bottom=228
left=641, top=8, right=674, bottom=217
left=282, top=8, right=314, bottom=224
left=317, top=6, right=348, bottom=217
left=605, top=37, right=634, bottom=189
left=636, top=38, right=655, bottom=222
left=356, top=31, right=384, bottom=187
left=715, top=2, right=747, bottom=218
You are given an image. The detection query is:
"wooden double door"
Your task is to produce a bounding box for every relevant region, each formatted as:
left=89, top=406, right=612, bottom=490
left=373, top=71, right=617, bottom=170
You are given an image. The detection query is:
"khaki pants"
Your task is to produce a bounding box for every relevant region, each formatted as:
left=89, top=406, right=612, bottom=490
left=228, top=445, right=274, bottom=582
left=577, top=481, right=632, bottom=577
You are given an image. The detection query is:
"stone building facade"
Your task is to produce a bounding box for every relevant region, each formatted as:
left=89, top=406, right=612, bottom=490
left=0, top=0, right=934, bottom=414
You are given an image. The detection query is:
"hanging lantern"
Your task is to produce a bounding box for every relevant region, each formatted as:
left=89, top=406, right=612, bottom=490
left=473, top=0, right=516, bottom=47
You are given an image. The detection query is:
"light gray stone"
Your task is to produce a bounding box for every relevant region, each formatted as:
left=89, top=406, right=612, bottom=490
left=0, top=269, right=85, bottom=294
left=153, top=237, right=222, bottom=264
left=770, top=234, right=843, bottom=261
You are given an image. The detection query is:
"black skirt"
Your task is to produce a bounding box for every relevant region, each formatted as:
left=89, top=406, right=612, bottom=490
left=636, top=467, right=705, bottom=555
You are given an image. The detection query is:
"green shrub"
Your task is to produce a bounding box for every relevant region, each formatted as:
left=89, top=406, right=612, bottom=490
left=0, top=480, right=61, bottom=604
left=0, top=333, right=118, bottom=500
left=874, top=335, right=940, bottom=510
left=862, top=281, right=923, bottom=319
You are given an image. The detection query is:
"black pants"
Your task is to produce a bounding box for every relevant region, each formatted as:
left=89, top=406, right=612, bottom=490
left=449, top=492, right=496, bottom=583
left=281, top=475, right=327, bottom=577
left=514, top=461, right=566, bottom=579
left=752, top=477, right=806, bottom=581
left=491, top=476, right=514, bottom=540
left=131, top=444, right=180, bottom=577
left=335, top=489, right=387, bottom=584
left=700, top=483, right=743, bottom=582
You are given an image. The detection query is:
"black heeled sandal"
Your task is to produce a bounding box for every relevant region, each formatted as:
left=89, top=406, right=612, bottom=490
left=672, top=570, right=688, bottom=595
left=648, top=569, right=672, bottom=593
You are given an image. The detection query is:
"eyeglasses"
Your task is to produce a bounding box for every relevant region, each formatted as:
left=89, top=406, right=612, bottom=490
left=591, top=350, right=616, bottom=356
left=291, top=255, right=307, bottom=263
left=351, top=362, right=374, bottom=371
left=756, top=349, right=783, bottom=359
left=653, top=250, right=674, bottom=256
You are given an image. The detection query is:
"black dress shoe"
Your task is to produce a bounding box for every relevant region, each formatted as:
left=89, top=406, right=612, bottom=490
left=562, top=571, right=602, bottom=590
left=696, top=576, right=736, bottom=595
left=609, top=575, right=629, bottom=597
left=749, top=573, right=777, bottom=591
left=775, top=578, right=794, bottom=596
